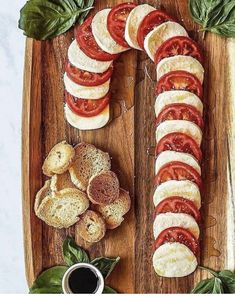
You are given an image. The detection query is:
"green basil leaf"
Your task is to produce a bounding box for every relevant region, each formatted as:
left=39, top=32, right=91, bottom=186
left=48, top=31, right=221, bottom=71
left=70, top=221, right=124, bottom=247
left=189, top=0, right=235, bottom=37
left=78, top=0, right=95, bottom=24
left=91, top=257, right=120, bottom=279
left=212, top=277, right=224, bottom=293
left=218, top=270, right=235, bottom=293
left=29, top=266, right=68, bottom=294
left=63, top=236, right=90, bottom=266
left=191, top=277, right=224, bottom=294
left=103, top=285, right=117, bottom=294
left=19, top=0, right=93, bottom=40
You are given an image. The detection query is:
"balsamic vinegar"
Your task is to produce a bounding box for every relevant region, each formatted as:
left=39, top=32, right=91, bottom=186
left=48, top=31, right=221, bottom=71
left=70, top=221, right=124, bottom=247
left=68, top=267, right=99, bottom=294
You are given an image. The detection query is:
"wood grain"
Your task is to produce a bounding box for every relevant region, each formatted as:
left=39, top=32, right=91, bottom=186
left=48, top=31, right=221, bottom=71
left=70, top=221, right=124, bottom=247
left=22, top=0, right=235, bottom=293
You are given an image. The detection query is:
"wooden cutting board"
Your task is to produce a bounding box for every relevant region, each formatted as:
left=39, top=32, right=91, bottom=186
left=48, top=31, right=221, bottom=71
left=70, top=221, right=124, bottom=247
left=22, top=0, right=235, bottom=293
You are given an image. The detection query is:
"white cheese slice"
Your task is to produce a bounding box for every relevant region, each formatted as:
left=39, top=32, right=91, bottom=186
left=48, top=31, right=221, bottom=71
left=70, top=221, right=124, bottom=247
left=64, top=104, right=110, bottom=130
left=64, top=73, right=110, bottom=99
left=153, top=212, right=200, bottom=239
left=155, top=151, right=201, bottom=175
left=157, top=55, right=204, bottom=83
left=156, top=120, right=202, bottom=146
left=155, top=90, right=203, bottom=117
left=153, top=180, right=201, bottom=209
left=124, top=4, right=156, bottom=50
left=91, top=9, right=128, bottom=54
left=144, top=21, right=188, bottom=61
left=153, top=242, right=198, bottom=277
left=68, top=40, right=112, bottom=73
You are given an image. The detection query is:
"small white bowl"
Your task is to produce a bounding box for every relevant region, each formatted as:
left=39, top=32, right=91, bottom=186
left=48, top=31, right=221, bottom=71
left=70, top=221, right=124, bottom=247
left=62, top=263, right=104, bottom=294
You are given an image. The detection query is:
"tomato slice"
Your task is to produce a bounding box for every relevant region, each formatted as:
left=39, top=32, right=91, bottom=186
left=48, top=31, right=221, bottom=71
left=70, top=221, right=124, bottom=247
left=155, top=227, right=200, bottom=257
left=156, top=132, right=202, bottom=162
left=156, top=103, right=204, bottom=129
left=156, top=70, right=203, bottom=98
left=154, top=161, right=202, bottom=188
left=107, top=2, right=136, bottom=48
left=155, top=36, right=203, bottom=64
left=137, top=10, right=174, bottom=49
left=155, top=196, right=201, bottom=222
left=65, top=91, right=110, bottom=117
left=75, top=16, right=119, bottom=62
left=65, top=62, right=113, bottom=87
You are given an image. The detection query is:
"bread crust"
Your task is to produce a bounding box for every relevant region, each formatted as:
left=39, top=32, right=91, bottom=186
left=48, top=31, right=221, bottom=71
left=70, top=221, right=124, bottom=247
left=76, top=210, right=106, bottom=242
left=51, top=171, right=77, bottom=191
left=35, top=188, right=89, bottom=228
left=87, top=170, right=119, bottom=205
left=34, top=180, right=52, bottom=215
left=42, top=141, right=75, bottom=177
left=95, top=188, right=131, bottom=229
left=69, top=143, right=111, bottom=191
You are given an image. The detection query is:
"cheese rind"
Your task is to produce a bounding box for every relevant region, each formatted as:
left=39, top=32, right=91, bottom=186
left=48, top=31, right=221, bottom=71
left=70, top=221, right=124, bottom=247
left=68, top=40, right=112, bottom=73
left=153, top=180, right=201, bottom=209
left=124, top=4, right=156, bottom=50
left=64, top=104, right=110, bottom=130
left=91, top=9, right=128, bottom=54
left=153, top=242, right=198, bottom=277
left=153, top=212, right=200, bottom=239
left=155, top=151, right=201, bottom=175
left=144, top=21, right=188, bottom=61
left=155, top=91, right=203, bottom=117
left=156, top=120, right=202, bottom=146
left=64, top=73, right=110, bottom=99
left=157, top=55, right=204, bottom=83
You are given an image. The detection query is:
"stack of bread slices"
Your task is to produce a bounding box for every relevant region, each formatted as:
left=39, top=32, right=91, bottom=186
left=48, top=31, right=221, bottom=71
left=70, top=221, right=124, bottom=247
left=34, top=141, right=131, bottom=243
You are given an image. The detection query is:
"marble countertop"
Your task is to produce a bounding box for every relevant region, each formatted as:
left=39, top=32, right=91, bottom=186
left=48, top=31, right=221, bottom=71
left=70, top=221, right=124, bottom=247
left=0, top=0, right=28, bottom=293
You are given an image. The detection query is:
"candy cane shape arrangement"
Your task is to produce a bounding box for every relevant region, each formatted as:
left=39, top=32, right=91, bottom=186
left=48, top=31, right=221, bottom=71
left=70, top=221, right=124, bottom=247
left=63, top=2, right=204, bottom=277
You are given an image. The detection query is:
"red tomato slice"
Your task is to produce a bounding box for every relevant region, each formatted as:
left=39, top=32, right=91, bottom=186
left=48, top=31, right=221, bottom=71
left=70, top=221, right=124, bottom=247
left=65, top=91, right=110, bottom=117
left=156, top=70, right=203, bottom=98
left=75, top=16, right=119, bottom=62
left=155, top=36, right=203, bottom=64
left=156, top=103, right=204, bottom=129
left=156, top=132, right=202, bottom=162
left=155, top=196, right=201, bottom=222
left=137, top=10, right=174, bottom=49
left=107, top=2, right=137, bottom=48
left=65, top=62, right=113, bottom=87
left=154, top=161, right=202, bottom=188
left=155, top=227, right=200, bottom=257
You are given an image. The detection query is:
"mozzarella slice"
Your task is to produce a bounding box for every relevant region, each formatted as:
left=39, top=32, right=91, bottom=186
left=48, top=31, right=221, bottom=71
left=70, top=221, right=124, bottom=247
left=155, top=151, right=201, bottom=175
left=64, top=73, right=110, bottom=99
left=64, top=104, right=110, bottom=130
left=153, top=180, right=201, bottom=209
left=125, top=4, right=156, bottom=50
left=155, top=90, right=203, bottom=117
left=91, top=9, right=128, bottom=54
left=156, top=120, right=202, bottom=146
left=153, top=212, right=200, bottom=239
left=144, top=21, right=188, bottom=61
left=68, top=40, right=112, bottom=73
left=153, top=242, right=198, bottom=277
left=157, top=55, right=204, bottom=83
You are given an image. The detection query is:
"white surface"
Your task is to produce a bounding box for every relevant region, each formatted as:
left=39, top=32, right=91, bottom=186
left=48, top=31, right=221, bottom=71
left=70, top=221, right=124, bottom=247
left=0, top=0, right=28, bottom=293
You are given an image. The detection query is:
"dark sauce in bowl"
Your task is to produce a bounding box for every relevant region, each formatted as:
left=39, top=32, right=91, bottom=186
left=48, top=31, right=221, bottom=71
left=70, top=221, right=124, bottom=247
left=68, top=267, right=99, bottom=294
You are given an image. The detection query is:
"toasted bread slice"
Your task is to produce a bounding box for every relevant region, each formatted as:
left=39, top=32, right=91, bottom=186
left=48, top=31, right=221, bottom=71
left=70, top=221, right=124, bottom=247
left=51, top=171, right=77, bottom=192
left=87, top=170, right=119, bottom=205
left=95, top=188, right=131, bottom=229
left=36, top=188, right=89, bottom=228
left=34, top=180, right=52, bottom=214
left=76, top=210, right=106, bottom=243
left=42, top=141, right=75, bottom=177
left=69, top=143, right=111, bottom=191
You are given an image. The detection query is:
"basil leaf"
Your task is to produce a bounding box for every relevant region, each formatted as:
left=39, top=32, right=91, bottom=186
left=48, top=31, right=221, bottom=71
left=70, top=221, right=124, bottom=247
left=191, top=277, right=223, bottom=294
left=63, top=236, right=90, bottom=266
left=189, top=0, right=235, bottom=37
left=218, top=270, right=235, bottom=293
left=91, top=257, right=120, bottom=279
left=212, top=277, right=224, bottom=293
left=103, top=285, right=117, bottom=294
left=78, top=0, right=94, bottom=25
left=19, top=0, right=93, bottom=40
left=29, top=266, right=68, bottom=294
